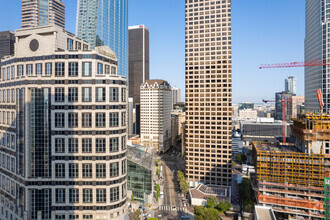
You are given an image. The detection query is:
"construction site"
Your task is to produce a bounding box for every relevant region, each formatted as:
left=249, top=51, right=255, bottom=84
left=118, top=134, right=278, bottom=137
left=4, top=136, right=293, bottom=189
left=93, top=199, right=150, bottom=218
left=252, top=113, right=330, bottom=220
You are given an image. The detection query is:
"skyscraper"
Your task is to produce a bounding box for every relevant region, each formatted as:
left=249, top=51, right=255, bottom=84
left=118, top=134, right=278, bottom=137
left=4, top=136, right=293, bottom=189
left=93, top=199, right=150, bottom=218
left=305, top=0, right=327, bottom=112
left=185, top=0, right=232, bottom=187
left=285, top=76, right=296, bottom=94
left=0, top=31, right=15, bottom=60
left=128, top=25, right=150, bottom=106
left=171, top=86, right=182, bottom=106
left=76, top=0, right=128, bottom=77
left=21, top=0, right=65, bottom=29
left=0, top=25, right=128, bottom=220
left=140, top=80, right=172, bottom=153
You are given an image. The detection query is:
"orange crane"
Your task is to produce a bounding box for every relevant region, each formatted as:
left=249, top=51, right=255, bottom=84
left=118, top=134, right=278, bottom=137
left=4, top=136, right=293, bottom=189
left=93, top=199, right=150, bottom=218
left=260, top=59, right=325, bottom=142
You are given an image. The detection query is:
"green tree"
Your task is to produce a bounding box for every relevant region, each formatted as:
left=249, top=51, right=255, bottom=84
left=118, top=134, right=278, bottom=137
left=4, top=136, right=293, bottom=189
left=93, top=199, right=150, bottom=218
left=206, top=196, right=218, bottom=209
left=155, top=184, right=160, bottom=201
left=179, top=178, right=189, bottom=195
left=148, top=218, right=159, bottom=220
left=133, top=209, right=140, bottom=220
left=236, top=154, right=242, bottom=162
left=131, top=193, right=135, bottom=202
left=217, top=201, right=231, bottom=213
left=177, top=170, right=185, bottom=182
left=195, top=207, right=219, bottom=220
left=239, top=178, right=254, bottom=213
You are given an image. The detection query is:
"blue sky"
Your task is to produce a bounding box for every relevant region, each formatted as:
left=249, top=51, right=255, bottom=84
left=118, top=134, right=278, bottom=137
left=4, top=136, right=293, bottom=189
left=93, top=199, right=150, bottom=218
left=0, top=0, right=305, bottom=103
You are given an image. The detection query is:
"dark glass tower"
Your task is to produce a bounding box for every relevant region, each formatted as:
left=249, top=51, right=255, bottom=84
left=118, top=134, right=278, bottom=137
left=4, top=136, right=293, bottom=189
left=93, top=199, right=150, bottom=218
left=128, top=25, right=150, bottom=106
left=76, top=0, right=128, bottom=77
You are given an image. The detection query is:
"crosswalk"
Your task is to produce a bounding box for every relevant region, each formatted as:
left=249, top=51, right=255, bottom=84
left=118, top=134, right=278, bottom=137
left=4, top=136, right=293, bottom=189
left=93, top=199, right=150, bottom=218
left=159, top=205, right=186, bottom=212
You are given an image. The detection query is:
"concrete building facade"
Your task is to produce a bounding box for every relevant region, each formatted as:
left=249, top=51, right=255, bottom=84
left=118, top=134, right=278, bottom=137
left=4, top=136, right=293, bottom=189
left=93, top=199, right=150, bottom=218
left=185, top=0, right=232, bottom=187
left=285, top=76, right=296, bottom=94
left=0, top=31, right=15, bottom=60
left=0, top=26, right=128, bottom=220
left=171, top=86, right=182, bottom=106
left=21, top=0, right=65, bottom=29
left=140, top=80, right=171, bottom=153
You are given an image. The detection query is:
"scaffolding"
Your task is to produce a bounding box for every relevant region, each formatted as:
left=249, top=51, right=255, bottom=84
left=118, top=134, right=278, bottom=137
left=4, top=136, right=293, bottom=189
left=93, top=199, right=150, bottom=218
left=253, top=142, right=325, bottom=187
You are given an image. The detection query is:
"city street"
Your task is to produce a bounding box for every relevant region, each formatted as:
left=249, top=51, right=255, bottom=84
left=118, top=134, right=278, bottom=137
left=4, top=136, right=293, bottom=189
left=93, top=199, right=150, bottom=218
left=154, top=147, right=192, bottom=220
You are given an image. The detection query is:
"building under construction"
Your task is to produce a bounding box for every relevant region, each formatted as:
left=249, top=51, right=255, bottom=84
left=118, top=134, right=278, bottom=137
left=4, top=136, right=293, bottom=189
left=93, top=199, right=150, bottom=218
left=253, top=142, right=325, bottom=219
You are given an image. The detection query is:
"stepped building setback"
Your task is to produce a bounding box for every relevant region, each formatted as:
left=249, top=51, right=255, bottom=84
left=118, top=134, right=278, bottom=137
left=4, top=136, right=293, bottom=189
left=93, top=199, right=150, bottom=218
left=0, top=26, right=128, bottom=220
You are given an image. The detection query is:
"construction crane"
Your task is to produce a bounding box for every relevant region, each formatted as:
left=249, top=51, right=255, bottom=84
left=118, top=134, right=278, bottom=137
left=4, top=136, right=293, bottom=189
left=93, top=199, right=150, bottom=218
left=260, top=59, right=324, bottom=142
left=259, top=58, right=330, bottom=69
left=263, top=96, right=291, bottom=143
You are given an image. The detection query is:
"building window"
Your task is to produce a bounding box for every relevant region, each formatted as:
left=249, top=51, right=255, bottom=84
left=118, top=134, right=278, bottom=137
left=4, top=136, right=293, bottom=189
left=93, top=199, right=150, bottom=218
left=96, top=113, right=106, bottom=127
left=96, top=189, right=106, bottom=203
left=55, top=88, right=65, bottom=102
left=82, top=113, right=92, bottom=127
left=69, top=163, right=79, bottom=178
left=110, top=162, right=119, bottom=177
left=111, top=66, right=116, bottom=75
left=110, top=87, right=119, bottom=102
left=82, top=164, right=92, bottom=178
left=105, top=65, right=110, bottom=74
left=36, top=63, right=42, bottom=75
left=55, top=163, right=65, bottom=178
left=55, top=138, right=65, bottom=153
left=122, top=112, right=126, bottom=126
left=17, top=65, right=23, bottom=77
left=122, top=159, right=127, bottom=175
left=121, top=88, right=126, bottom=102
left=110, top=112, right=119, bottom=127
left=26, top=64, right=33, bottom=76
left=55, top=62, right=65, bottom=76
left=97, top=63, right=103, bottom=75
left=68, top=138, right=78, bottom=153
left=67, top=38, right=74, bottom=51
left=56, top=188, right=66, bottom=203
left=45, top=63, right=52, bottom=76
left=11, top=89, right=14, bottom=103
left=95, top=138, right=106, bottom=153
left=83, top=189, right=93, bottom=203
left=96, top=164, right=106, bottom=178
left=69, top=62, right=78, bottom=76
left=69, top=189, right=79, bottom=203
left=110, top=187, right=119, bottom=202
left=10, top=66, right=14, bottom=79
left=122, top=183, right=127, bottom=198
left=55, top=113, right=65, bottom=128
left=96, top=87, right=105, bottom=102
left=121, top=136, right=126, bottom=150
left=82, top=138, right=92, bottom=153
left=109, top=138, right=119, bottom=152
left=82, top=62, right=92, bottom=76
left=68, top=113, right=78, bottom=128
left=68, top=87, right=78, bottom=102
left=82, top=87, right=92, bottom=102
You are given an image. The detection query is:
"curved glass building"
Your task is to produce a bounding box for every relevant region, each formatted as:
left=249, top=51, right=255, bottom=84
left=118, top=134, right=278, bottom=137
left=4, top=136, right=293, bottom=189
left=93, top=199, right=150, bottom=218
left=76, top=0, right=128, bottom=78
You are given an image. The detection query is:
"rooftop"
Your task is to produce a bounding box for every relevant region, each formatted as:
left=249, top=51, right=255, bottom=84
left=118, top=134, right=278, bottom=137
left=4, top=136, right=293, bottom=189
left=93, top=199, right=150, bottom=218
left=127, top=146, right=153, bottom=170
left=254, top=142, right=300, bottom=153
left=189, top=184, right=230, bottom=201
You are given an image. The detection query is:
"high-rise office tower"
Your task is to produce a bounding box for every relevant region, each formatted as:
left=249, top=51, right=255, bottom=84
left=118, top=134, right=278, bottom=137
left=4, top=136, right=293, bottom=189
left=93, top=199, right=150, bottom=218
left=0, top=26, right=128, bottom=220
left=21, top=0, right=65, bottom=29
left=285, top=76, right=296, bottom=94
left=171, top=86, right=182, bottom=106
left=185, top=0, right=232, bottom=187
left=0, top=31, right=15, bottom=60
left=140, top=80, right=172, bottom=153
left=305, top=0, right=329, bottom=112
left=128, top=25, right=150, bottom=106
left=76, top=0, right=128, bottom=77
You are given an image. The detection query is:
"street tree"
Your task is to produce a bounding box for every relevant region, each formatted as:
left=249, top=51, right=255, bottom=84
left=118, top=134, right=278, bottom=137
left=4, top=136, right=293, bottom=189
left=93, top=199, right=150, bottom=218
left=206, top=196, right=218, bottom=209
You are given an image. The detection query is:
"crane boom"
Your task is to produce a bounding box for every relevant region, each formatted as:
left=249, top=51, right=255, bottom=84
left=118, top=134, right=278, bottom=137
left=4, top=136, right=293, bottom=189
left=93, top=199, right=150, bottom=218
left=259, top=59, right=330, bottom=69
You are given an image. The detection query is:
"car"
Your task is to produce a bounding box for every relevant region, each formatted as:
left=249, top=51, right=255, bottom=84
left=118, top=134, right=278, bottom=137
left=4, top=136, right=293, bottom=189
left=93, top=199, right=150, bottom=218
left=157, top=214, right=163, bottom=218
left=172, top=206, right=176, bottom=210
left=181, top=215, right=190, bottom=219
left=183, top=202, right=187, bottom=207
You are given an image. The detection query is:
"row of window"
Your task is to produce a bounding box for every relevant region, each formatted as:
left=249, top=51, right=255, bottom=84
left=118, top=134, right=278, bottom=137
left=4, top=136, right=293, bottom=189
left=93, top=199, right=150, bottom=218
left=0, top=175, right=16, bottom=198
left=54, top=87, right=126, bottom=103
left=54, top=112, right=126, bottom=128
left=55, top=160, right=126, bottom=179
left=0, top=133, right=16, bottom=152
left=55, top=184, right=126, bottom=204
left=53, top=137, right=126, bottom=154
left=0, top=89, right=15, bottom=103
left=0, top=153, right=15, bottom=174
left=0, top=111, right=16, bottom=127
left=1, top=62, right=117, bottom=80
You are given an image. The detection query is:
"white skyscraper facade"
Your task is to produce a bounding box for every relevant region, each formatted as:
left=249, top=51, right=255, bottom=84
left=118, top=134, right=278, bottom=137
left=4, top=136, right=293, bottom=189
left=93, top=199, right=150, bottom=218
left=305, top=0, right=329, bottom=112
left=285, top=76, right=296, bottom=94
left=171, top=86, right=182, bottom=105
left=0, top=26, right=128, bottom=220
